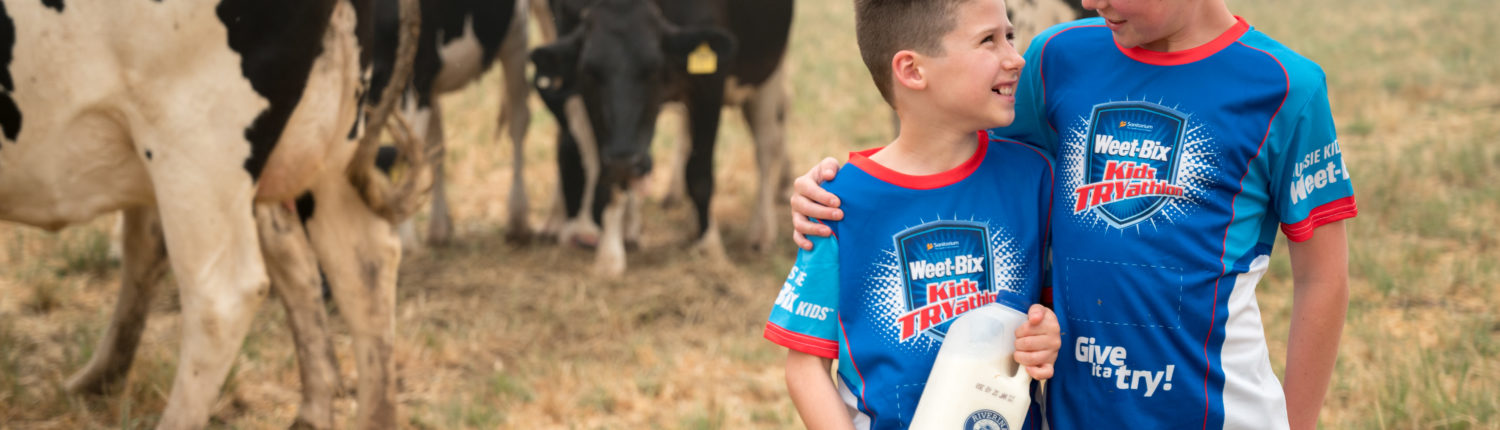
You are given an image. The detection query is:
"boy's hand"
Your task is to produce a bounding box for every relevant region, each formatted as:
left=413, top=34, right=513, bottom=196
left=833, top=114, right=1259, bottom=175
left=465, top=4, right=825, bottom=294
left=791, top=157, right=845, bottom=250
left=1013, top=304, right=1061, bottom=380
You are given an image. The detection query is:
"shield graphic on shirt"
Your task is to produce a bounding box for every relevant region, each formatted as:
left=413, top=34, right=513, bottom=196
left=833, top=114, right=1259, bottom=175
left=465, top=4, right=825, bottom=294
left=893, top=220, right=993, bottom=342
left=1081, top=101, right=1188, bottom=228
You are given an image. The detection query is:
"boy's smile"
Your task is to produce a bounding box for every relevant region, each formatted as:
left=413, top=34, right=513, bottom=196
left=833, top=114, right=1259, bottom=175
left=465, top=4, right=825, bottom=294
left=920, top=0, right=1025, bottom=131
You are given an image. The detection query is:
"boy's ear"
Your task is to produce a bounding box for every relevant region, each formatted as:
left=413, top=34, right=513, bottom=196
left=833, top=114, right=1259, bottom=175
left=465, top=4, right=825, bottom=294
left=663, top=28, right=737, bottom=76
left=891, top=49, right=927, bottom=91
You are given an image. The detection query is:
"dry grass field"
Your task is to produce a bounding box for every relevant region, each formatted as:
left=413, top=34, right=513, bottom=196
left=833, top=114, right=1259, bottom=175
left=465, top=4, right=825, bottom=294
left=2, top=0, right=1497, bottom=428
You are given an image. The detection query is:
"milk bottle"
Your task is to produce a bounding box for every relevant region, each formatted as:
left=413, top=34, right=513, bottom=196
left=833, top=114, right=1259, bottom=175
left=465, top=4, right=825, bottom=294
left=908, top=303, right=1031, bottom=430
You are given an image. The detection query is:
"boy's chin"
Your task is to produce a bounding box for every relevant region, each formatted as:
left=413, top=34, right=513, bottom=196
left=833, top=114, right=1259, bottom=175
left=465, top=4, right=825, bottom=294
left=981, top=115, right=1017, bottom=130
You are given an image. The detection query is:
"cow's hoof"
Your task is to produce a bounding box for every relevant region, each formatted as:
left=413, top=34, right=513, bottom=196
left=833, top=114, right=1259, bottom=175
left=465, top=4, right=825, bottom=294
left=594, top=256, right=626, bottom=276
left=288, top=417, right=330, bottom=430
left=504, top=227, right=534, bottom=245
left=63, top=371, right=115, bottom=396
left=425, top=231, right=451, bottom=247
left=660, top=194, right=684, bottom=209
left=557, top=222, right=601, bottom=248
left=691, top=235, right=729, bottom=264
left=427, top=217, right=453, bottom=247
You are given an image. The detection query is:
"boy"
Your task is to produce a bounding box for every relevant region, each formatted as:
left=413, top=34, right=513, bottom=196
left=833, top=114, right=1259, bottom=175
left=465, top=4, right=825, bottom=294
left=763, top=0, right=1062, bottom=429
left=789, top=0, right=1355, bottom=428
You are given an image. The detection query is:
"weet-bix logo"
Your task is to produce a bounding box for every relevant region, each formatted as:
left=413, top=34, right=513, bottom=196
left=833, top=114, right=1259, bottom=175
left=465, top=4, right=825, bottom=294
left=893, top=221, right=997, bottom=342
left=1075, top=101, right=1188, bottom=228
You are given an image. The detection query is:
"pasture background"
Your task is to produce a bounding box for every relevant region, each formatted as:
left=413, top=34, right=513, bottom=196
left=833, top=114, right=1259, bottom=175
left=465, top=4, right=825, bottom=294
left=2, top=0, right=1497, bottom=427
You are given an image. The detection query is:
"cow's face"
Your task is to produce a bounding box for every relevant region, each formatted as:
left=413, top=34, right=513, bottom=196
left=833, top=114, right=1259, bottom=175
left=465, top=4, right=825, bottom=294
left=532, top=0, right=733, bottom=183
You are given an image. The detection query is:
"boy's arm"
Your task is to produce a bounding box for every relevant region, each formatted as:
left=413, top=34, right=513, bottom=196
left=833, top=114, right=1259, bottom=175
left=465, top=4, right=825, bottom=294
left=786, top=350, right=856, bottom=430
left=1282, top=220, right=1349, bottom=430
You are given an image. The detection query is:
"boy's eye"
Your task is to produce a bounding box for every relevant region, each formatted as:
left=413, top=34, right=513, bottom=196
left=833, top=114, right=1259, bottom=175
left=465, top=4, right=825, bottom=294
left=982, top=35, right=995, bottom=44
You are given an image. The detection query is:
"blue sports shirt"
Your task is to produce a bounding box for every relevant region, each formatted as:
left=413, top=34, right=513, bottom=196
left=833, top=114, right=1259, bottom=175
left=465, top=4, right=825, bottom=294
left=765, top=133, right=1053, bottom=430
left=992, top=16, right=1358, bottom=429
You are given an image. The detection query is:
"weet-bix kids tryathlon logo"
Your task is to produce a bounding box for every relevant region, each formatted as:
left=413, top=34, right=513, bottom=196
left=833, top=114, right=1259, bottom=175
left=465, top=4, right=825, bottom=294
left=894, top=221, right=999, bottom=342
left=1075, top=101, right=1189, bottom=228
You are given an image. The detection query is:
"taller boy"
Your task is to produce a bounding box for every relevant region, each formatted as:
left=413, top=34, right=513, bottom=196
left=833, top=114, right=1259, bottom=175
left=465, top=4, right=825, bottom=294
left=790, top=0, right=1357, bottom=428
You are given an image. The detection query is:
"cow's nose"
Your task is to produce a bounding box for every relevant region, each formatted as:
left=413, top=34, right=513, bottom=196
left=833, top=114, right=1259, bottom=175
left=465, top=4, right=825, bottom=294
left=603, top=153, right=651, bottom=178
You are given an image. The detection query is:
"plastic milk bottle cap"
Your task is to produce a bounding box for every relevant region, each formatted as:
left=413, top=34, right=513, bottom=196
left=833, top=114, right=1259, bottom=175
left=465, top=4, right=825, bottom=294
left=908, top=303, right=1032, bottom=429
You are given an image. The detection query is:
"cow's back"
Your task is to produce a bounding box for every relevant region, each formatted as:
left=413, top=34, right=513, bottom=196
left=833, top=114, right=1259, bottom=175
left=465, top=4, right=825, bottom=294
left=0, top=0, right=357, bottom=226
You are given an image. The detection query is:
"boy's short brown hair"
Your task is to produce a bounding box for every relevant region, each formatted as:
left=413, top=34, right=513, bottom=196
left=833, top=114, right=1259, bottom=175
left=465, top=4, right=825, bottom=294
left=855, top=0, right=969, bottom=106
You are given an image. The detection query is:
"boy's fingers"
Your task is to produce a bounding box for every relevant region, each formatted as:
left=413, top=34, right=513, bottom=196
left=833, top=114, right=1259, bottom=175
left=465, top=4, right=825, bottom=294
left=1014, top=349, right=1058, bottom=369
left=1016, top=305, right=1060, bottom=338
left=794, top=166, right=842, bottom=209
left=1013, top=333, right=1062, bottom=355
left=816, top=157, right=841, bottom=182
left=792, top=230, right=812, bottom=250
left=1024, top=363, right=1054, bottom=380
left=790, top=193, right=843, bottom=225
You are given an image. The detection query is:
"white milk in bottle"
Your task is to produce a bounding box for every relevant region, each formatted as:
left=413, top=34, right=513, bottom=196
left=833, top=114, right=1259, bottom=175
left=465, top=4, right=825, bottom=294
left=908, top=303, right=1032, bottom=429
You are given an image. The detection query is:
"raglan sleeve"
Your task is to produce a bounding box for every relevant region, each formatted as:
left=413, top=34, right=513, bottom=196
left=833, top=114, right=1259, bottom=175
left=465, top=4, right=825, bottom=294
left=763, top=225, right=842, bottom=359
left=989, top=27, right=1059, bottom=154
left=1269, top=78, right=1357, bottom=242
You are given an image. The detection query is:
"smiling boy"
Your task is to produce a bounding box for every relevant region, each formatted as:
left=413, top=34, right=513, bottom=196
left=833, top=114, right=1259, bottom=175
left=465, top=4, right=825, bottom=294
left=763, top=0, right=1062, bottom=429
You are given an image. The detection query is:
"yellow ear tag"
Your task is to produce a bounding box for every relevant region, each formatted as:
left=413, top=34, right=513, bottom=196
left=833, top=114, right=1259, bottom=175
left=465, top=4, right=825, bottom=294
left=687, top=42, right=717, bottom=75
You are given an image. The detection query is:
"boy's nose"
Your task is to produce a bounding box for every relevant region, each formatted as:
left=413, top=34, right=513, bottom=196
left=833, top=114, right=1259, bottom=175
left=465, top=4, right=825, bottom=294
left=1080, top=0, right=1106, bottom=12
left=1003, top=48, right=1025, bottom=71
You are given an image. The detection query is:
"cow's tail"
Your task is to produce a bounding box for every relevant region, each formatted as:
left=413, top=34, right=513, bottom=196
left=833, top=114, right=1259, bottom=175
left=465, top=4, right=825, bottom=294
left=348, top=0, right=433, bottom=223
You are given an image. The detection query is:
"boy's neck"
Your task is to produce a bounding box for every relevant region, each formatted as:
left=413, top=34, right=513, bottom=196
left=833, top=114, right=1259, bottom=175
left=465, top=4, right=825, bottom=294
left=868, top=114, right=980, bottom=176
left=1142, top=3, right=1237, bottom=53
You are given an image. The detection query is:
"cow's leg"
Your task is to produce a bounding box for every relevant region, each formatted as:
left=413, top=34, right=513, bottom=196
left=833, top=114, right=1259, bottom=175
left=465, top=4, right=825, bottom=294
left=424, top=102, right=453, bottom=246
left=684, top=78, right=728, bottom=261
left=66, top=206, right=168, bottom=395
left=624, top=179, right=644, bottom=249
left=659, top=103, right=691, bottom=208
left=145, top=161, right=269, bottom=429
left=499, top=17, right=534, bottom=243
left=594, top=186, right=628, bottom=276
left=303, top=175, right=401, bottom=430
left=553, top=95, right=601, bottom=247
left=741, top=68, right=789, bottom=253
left=529, top=0, right=556, bottom=43
left=255, top=203, right=340, bottom=430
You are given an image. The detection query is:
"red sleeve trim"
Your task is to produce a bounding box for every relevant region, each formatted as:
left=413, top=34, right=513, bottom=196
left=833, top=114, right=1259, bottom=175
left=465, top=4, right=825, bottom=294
left=1281, top=196, right=1357, bottom=242
left=764, top=321, right=839, bottom=359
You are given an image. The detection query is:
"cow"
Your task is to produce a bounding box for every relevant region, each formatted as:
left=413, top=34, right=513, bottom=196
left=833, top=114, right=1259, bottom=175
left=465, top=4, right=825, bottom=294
left=387, top=0, right=557, bottom=247
left=0, top=0, right=427, bottom=428
left=531, top=0, right=794, bottom=275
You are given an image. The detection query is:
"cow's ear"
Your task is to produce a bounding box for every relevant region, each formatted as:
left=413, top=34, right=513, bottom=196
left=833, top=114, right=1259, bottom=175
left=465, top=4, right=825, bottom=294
left=663, top=29, right=737, bottom=76
left=530, top=35, right=583, bottom=97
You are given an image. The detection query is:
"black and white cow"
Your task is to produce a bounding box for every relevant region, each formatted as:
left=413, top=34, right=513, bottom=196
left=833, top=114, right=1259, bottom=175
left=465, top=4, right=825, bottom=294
left=0, top=0, right=424, bottom=428
left=532, top=0, right=794, bottom=275
left=381, top=0, right=556, bottom=247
